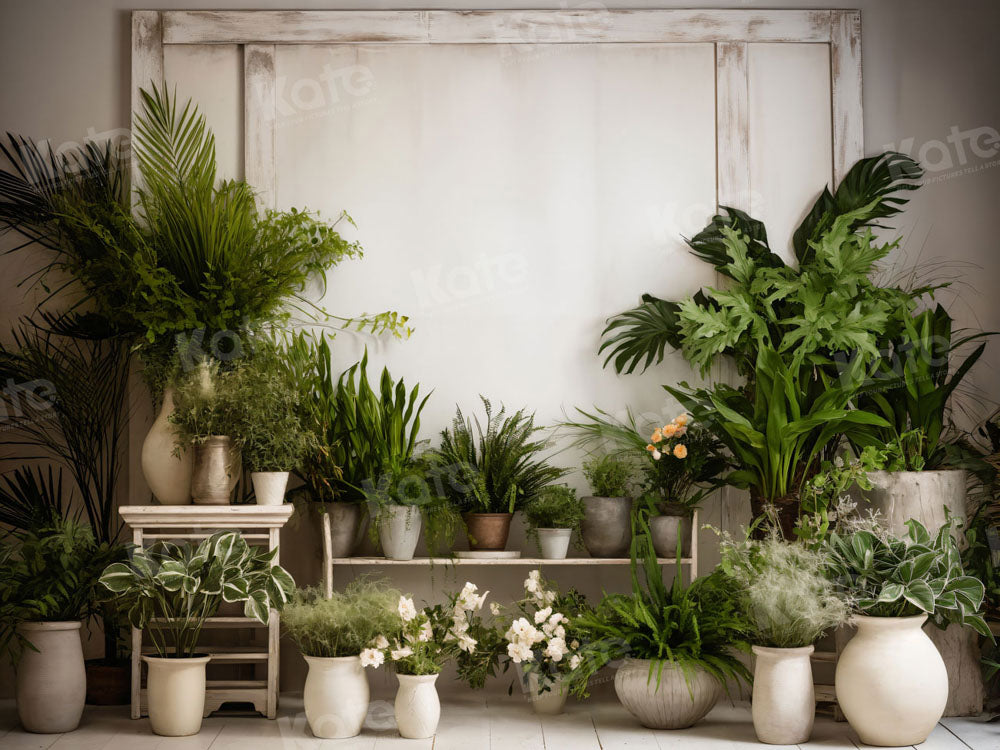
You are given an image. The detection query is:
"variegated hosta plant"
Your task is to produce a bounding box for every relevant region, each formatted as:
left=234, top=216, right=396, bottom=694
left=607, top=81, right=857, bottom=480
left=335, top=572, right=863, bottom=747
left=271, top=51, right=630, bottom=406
left=100, top=531, right=295, bottom=657
left=824, top=515, right=990, bottom=636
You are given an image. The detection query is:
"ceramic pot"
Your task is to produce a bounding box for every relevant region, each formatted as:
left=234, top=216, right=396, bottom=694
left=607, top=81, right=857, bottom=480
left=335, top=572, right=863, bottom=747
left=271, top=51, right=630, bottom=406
left=752, top=645, right=815, bottom=744
left=463, top=513, right=513, bottom=551
left=394, top=673, right=441, bottom=739
left=527, top=672, right=568, bottom=715
left=309, top=502, right=366, bottom=558
left=614, top=658, right=721, bottom=729
left=143, top=654, right=210, bottom=737
left=251, top=471, right=289, bottom=505
left=141, top=387, right=192, bottom=505
left=379, top=504, right=422, bottom=561
left=85, top=659, right=130, bottom=705
left=835, top=615, right=947, bottom=746
left=303, top=654, right=369, bottom=739
left=581, top=497, right=632, bottom=557
left=15, top=621, right=86, bottom=733
left=191, top=436, right=236, bottom=504
left=536, top=528, right=572, bottom=559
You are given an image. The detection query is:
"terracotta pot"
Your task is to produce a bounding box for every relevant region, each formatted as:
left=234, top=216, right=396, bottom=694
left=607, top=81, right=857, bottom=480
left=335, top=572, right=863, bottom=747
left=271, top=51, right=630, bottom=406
left=85, top=659, right=131, bottom=705
left=463, top=513, right=513, bottom=551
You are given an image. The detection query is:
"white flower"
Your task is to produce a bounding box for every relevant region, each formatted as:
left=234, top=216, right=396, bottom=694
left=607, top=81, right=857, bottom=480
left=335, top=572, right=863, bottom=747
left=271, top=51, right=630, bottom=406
left=398, top=596, right=417, bottom=622
left=651, top=449, right=662, bottom=460
left=490, top=601, right=502, bottom=616
left=569, top=654, right=582, bottom=670
left=373, top=634, right=390, bottom=649
left=524, top=571, right=542, bottom=594
left=507, top=641, right=534, bottom=664
left=543, top=637, right=568, bottom=663
left=553, top=625, right=566, bottom=640
left=360, top=648, right=384, bottom=668
left=534, top=606, right=552, bottom=625
left=570, top=640, right=580, bottom=650
left=417, top=621, right=433, bottom=643
left=391, top=646, right=413, bottom=661
left=542, top=612, right=566, bottom=636
left=457, top=633, right=477, bottom=653
left=540, top=590, right=557, bottom=606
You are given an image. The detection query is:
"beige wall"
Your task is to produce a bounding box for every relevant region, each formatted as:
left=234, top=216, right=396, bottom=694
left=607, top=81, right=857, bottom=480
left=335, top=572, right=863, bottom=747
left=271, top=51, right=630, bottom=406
left=2, top=0, right=999, bottom=698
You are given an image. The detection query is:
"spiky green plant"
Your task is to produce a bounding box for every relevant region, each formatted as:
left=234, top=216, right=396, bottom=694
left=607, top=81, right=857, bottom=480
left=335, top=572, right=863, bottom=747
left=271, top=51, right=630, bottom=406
left=523, top=485, right=585, bottom=531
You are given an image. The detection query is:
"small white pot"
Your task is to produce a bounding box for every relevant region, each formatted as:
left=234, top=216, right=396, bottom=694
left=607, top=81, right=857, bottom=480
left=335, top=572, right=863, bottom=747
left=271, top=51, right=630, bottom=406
left=143, top=654, right=210, bottom=737
left=251, top=471, right=289, bottom=505
left=614, top=658, right=721, bottom=729
left=527, top=671, right=568, bottom=715
left=394, top=673, right=441, bottom=739
left=379, top=504, right=422, bottom=561
left=304, top=655, right=369, bottom=739
left=752, top=645, right=815, bottom=744
left=537, top=528, right=572, bottom=559
left=15, top=621, right=86, bottom=733
left=835, top=615, right=947, bottom=746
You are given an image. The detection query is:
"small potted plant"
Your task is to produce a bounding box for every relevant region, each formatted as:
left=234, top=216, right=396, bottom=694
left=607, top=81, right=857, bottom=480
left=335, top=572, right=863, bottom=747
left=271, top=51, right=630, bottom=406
left=580, top=453, right=635, bottom=557
left=0, top=518, right=122, bottom=734
left=523, top=485, right=585, bottom=559
left=825, top=514, right=990, bottom=747
left=100, top=532, right=295, bottom=737
left=282, top=580, right=402, bottom=739
left=718, top=530, right=848, bottom=744
left=428, top=397, right=566, bottom=552
left=570, top=515, right=750, bottom=729
left=169, top=360, right=242, bottom=504
left=364, top=582, right=490, bottom=738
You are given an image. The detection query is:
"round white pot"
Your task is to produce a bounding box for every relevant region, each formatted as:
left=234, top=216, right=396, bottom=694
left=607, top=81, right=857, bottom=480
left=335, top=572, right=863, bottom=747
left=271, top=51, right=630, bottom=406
left=143, top=654, right=210, bottom=737
left=395, top=673, right=441, bottom=739
left=141, top=387, right=192, bottom=505
left=752, top=645, right=815, bottom=745
left=614, top=658, right=721, bottom=729
left=251, top=471, right=289, bottom=506
left=304, top=655, right=369, bottom=739
left=378, top=504, right=422, bottom=561
left=536, top=528, right=572, bottom=559
left=527, top=672, right=568, bottom=715
left=835, top=615, right=947, bottom=746
left=15, top=621, right=86, bottom=733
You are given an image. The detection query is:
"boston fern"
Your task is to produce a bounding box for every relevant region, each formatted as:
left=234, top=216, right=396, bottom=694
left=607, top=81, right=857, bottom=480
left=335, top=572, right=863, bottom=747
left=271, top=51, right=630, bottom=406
left=570, top=515, right=750, bottom=697
left=825, top=515, right=990, bottom=636
left=100, top=531, right=295, bottom=658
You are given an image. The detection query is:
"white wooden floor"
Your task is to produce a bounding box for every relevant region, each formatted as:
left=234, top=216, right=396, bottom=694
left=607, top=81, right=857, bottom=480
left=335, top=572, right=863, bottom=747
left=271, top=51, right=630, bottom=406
left=0, top=693, right=995, bottom=750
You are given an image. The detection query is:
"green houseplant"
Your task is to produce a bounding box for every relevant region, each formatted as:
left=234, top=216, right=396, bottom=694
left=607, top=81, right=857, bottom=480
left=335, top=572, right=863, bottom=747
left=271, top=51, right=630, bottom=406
left=99, top=531, right=294, bottom=736
left=282, top=581, right=402, bottom=739
left=825, top=515, right=989, bottom=746
left=582, top=453, right=634, bottom=498
left=570, top=515, right=750, bottom=729
left=523, top=485, right=586, bottom=560
left=428, top=397, right=567, bottom=552
left=579, top=450, right=637, bottom=558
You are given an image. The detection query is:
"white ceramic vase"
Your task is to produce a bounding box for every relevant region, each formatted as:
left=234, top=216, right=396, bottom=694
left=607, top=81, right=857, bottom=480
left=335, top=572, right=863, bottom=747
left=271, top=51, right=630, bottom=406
left=15, top=621, right=86, bottom=733
left=614, top=658, right=721, bottom=729
left=537, top=528, right=571, bottom=559
left=527, top=672, right=568, bottom=715
left=141, top=387, right=193, bottom=505
left=835, top=615, right=947, bottom=746
left=752, top=645, right=815, bottom=744
left=303, top=655, right=369, bottom=739
left=143, top=654, right=210, bottom=737
left=395, top=673, right=440, bottom=739
left=251, top=471, right=289, bottom=505
left=378, top=504, right=422, bottom=561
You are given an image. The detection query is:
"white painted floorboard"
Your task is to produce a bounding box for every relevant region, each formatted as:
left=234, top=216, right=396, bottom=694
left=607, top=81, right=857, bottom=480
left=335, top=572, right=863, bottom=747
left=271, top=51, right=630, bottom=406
left=0, top=695, right=995, bottom=750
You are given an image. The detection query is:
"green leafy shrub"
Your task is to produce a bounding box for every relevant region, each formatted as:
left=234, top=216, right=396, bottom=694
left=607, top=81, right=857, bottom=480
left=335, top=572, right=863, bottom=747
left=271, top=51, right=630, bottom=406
left=100, top=531, right=294, bottom=657
left=582, top=454, right=634, bottom=497
left=718, top=531, right=848, bottom=648
left=282, top=580, right=402, bottom=658
left=168, top=360, right=242, bottom=447
left=524, top=485, right=585, bottom=531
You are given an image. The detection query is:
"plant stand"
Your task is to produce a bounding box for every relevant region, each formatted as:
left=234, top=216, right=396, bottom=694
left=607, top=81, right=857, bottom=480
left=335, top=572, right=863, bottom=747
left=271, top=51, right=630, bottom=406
left=119, top=505, right=293, bottom=720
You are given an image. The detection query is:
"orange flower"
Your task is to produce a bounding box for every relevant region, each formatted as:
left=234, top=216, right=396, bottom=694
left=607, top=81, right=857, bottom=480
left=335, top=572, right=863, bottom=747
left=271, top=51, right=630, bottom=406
left=673, top=414, right=689, bottom=427
left=650, top=428, right=663, bottom=443
left=645, top=444, right=657, bottom=453
left=673, top=444, right=688, bottom=459
left=661, top=424, right=678, bottom=438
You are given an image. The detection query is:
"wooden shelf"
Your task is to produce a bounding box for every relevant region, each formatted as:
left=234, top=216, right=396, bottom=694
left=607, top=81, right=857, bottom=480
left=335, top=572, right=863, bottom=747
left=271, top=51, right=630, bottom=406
left=329, top=556, right=694, bottom=566
left=148, top=616, right=267, bottom=628
left=119, top=504, right=293, bottom=529
left=141, top=645, right=268, bottom=661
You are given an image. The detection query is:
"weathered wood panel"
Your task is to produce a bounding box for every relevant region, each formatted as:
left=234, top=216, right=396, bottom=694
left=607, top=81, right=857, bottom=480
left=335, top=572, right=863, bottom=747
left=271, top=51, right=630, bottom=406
left=831, top=10, right=864, bottom=184
left=244, top=44, right=276, bottom=210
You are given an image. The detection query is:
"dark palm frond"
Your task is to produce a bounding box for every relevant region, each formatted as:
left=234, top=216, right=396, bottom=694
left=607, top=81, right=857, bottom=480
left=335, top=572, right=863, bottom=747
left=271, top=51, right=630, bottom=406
left=0, top=465, right=75, bottom=533
left=685, top=206, right=785, bottom=274
left=793, top=152, right=923, bottom=265
left=599, top=294, right=686, bottom=375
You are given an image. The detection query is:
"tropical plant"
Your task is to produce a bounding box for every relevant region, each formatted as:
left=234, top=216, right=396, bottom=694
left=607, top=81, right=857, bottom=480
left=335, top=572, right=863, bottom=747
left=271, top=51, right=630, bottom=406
left=523, top=485, right=585, bottom=531
left=796, top=446, right=886, bottom=543
left=100, top=531, right=295, bottom=658
left=168, top=359, right=242, bottom=448
left=427, top=397, right=567, bottom=514
left=281, top=580, right=402, bottom=658
left=569, top=514, right=750, bottom=696
left=0, top=466, right=72, bottom=534
left=824, top=515, right=990, bottom=636
left=0, top=518, right=124, bottom=660
left=717, top=530, right=849, bottom=648
left=581, top=454, right=634, bottom=498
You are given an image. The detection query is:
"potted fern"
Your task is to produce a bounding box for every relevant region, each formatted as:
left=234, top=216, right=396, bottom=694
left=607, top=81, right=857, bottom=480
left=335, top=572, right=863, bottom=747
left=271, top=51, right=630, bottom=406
left=523, top=485, right=585, bottom=559
left=100, top=532, right=294, bottom=736
left=570, top=515, right=750, bottom=729
left=580, top=453, right=635, bottom=557
left=428, top=397, right=566, bottom=552
left=282, top=581, right=402, bottom=739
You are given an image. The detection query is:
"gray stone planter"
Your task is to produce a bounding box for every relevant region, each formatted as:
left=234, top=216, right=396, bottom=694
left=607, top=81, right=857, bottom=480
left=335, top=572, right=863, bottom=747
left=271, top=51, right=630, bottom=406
left=581, top=496, right=632, bottom=557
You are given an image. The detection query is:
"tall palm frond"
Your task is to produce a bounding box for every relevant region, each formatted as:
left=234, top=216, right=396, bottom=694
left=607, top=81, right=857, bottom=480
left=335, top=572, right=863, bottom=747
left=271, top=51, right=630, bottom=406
left=0, top=465, right=76, bottom=533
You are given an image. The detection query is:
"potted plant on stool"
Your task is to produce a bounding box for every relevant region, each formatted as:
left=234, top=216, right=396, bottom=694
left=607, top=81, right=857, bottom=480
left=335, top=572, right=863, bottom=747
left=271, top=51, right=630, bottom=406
left=826, top=515, right=990, bottom=746
left=99, top=531, right=295, bottom=736
left=523, top=485, right=585, bottom=559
